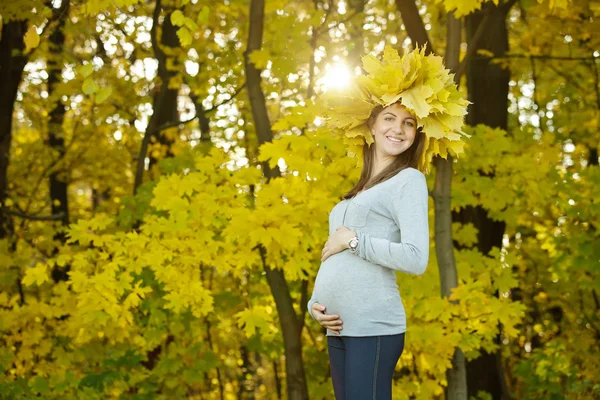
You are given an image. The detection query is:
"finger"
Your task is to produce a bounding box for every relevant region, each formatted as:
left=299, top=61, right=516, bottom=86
left=322, top=320, right=343, bottom=328
left=318, top=314, right=340, bottom=321
left=325, top=325, right=343, bottom=332
left=320, top=320, right=344, bottom=329
left=318, top=318, right=342, bottom=326
left=322, top=246, right=336, bottom=261
left=321, top=319, right=343, bottom=327
left=311, top=305, right=326, bottom=317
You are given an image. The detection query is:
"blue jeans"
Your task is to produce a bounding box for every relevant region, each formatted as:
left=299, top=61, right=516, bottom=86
left=327, top=332, right=406, bottom=400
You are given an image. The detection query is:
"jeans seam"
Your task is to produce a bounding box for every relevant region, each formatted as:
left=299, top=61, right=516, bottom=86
left=373, top=337, right=380, bottom=399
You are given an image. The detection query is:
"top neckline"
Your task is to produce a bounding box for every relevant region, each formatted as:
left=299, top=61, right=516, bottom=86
left=345, top=168, right=415, bottom=202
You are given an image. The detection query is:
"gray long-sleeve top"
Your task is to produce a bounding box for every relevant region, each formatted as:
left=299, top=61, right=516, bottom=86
left=307, top=167, right=430, bottom=336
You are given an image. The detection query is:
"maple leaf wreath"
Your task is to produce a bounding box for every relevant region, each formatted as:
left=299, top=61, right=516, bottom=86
left=321, top=45, right=471, bottom=174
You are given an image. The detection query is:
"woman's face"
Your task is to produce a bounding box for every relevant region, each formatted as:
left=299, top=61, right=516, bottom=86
left=370, top=103, right=418, bottom=159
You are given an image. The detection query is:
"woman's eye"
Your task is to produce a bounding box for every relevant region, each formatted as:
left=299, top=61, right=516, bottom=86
left=405, top=121, right=414, bottom=127
left=385, top=117, right=394, bottom=121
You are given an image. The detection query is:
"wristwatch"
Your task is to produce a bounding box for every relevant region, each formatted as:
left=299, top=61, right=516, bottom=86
left=348, top=233, right=359, bottom=254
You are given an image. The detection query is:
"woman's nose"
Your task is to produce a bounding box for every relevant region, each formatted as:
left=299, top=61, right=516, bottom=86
left=390, top=125, right=403, bottom=134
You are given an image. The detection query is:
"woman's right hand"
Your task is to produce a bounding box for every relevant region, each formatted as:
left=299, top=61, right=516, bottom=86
left=311, top=302, right=343, bottom=334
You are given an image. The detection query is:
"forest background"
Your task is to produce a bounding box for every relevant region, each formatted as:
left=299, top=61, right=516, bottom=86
left=0, top=0, right=599, bottom=399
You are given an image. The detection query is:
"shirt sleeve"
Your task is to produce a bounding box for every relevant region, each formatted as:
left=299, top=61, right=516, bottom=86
left=353, top=172, right=429, bottom=275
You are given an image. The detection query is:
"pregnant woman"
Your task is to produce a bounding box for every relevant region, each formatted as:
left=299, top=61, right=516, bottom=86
left=307, top=46, right=469, bottom=400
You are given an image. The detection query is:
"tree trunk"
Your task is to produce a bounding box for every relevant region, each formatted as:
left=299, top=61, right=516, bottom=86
left=465, top=4, right=510, bottom=132
left=203, top=265, right=225, bottom=400
left=0, top=20, right=28, bottom=239
left=146, top=9, right=179, bottom=170
left=190, top=93, right=213, bottom=150
left=134, top=0, right=179, bottom=193
left=244, top=0, right=309, bottom=399
left=237, top=345, right=253, bottom=399
left=394, top=0, right=434, bottom=54
left=273, top=359, right=283, bottom=399
left=47, top=0, right=72, bottom=283
left=92, top=188, right=110, bottom=210
left=395, top=3, right=469, bottom=399
left=435, top=13, right=469, bottom=400
left=458, top=3, right=514, bottom=400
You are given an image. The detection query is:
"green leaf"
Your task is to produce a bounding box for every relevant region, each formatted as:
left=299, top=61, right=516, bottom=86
left=170, top=10, right=185, bottom=27
left=176, top=27, right=192, bottom=47
left=30, top=376, right=50, bottom=394
left=79, top=371, right=120, bottom=391
left=197, top=6, right=210, bottom=23
left=95, top=86, right=113, bottom=104
left=183, top=17, right=199, bottom=31
left=102, top=350, right=144, bottom=369
left=82, top=77, right=100, bottom=95
left=196, top=351, right=218, bottom=371
left=79, top=63, right=94, bottom=78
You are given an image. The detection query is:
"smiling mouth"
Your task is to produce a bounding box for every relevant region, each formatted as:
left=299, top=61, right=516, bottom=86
left=386, top=136, right=404, bottom=143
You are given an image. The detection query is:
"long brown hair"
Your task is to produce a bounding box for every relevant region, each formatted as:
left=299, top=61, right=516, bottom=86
left=343, top=103, right=427, bottom=200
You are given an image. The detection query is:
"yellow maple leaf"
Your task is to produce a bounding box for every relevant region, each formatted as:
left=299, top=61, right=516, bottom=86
left=24, top=26, right=40, bottom=53
left=176, top=26, right=192, bottom=47
left=235, top=307, right=271, bottom=337
left=22, top=263, right=49, bottom=287
left=248, top=48, right=271, bottom=69
left=400, top=84, right=435, bottom=119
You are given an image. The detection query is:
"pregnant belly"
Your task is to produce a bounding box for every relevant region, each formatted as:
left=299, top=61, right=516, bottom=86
left=311, top=251, right=399, bottom=318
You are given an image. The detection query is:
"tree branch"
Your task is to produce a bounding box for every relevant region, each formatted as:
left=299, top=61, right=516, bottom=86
left=145, top=82, right=246, bottom=137
left=394, top=0, right=434, bottom=54
left=455, top=11, right=491, bottom=81
left=481, top=53, right=599, bottom=61
left=205, top=82, right=247, bottom=113
left=314, top=9, right=362, bottom=37
left=150, top=0, right=166, bottom=74
left=4, top=209, right=66, bottom=221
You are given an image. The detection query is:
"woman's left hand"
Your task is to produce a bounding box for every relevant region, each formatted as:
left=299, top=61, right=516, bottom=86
left=321, top=226, right=356, bottom=262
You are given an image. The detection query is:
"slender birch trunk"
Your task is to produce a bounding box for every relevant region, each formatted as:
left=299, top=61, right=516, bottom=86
left=395, top=3, right=468, bottom=399
left=244, top=0, right=309, bottom=398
